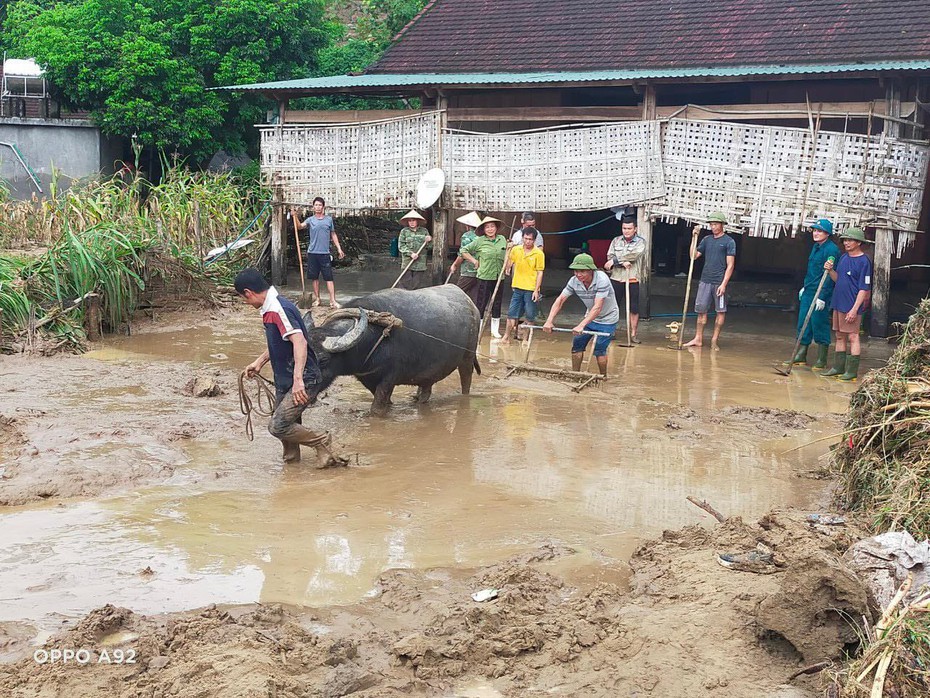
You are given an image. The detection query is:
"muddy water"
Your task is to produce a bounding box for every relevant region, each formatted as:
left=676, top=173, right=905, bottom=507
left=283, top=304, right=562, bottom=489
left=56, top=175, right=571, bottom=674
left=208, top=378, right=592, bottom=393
left=0, top=294, right=879, bottom=643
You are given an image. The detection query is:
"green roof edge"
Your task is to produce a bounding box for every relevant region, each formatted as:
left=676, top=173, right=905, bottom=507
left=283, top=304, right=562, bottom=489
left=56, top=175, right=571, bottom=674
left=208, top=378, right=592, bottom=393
left=215, top=60, right=930, bottom=92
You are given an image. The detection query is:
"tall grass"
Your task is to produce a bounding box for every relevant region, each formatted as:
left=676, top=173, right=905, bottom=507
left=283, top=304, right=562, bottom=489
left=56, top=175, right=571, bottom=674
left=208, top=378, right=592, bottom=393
left=0, top=163, right=268, bottom=350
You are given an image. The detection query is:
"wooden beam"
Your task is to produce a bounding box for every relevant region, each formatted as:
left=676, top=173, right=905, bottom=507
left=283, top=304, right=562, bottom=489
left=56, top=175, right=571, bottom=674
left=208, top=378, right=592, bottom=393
left=639, top=85, right=657, bottom=319
left=274, top=101, right=915, bottom=126
left=441, top=101, right=913, bottom=124
left=285, top=109, right=429, bottom=124
left=271, top=186, right=287, bottom=286
left=431, top=96, right=449, bottom=281
left=871, top=82, right=903, bottom=338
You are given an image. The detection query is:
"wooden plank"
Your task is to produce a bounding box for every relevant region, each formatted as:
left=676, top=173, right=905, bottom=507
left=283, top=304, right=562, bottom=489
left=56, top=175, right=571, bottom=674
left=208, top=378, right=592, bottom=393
left=443, top=101, right=912, bottom=124
left=871, top=82, right=903, bottom=338
left=285, top=109, right=428, bottom=124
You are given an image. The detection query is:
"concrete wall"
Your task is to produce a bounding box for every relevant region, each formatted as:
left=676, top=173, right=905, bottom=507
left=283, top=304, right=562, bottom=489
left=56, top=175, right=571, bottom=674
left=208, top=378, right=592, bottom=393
left=0, top=117, right=121, bottom=198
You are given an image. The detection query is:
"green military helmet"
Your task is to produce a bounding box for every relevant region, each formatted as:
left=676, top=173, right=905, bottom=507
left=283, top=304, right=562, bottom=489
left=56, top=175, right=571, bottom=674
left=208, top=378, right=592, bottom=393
left=840, top=227, right=872, bottom=243
left=568, top=253, right=598, bottom=270
left=707, top=211, right=727, bottom=223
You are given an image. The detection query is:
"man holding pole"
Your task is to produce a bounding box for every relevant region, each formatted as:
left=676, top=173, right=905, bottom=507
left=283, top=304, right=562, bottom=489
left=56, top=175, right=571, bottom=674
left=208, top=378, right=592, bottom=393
left=683, top=212, right=736, bottom=350
left=605, top=215, right=646, bottom=344
left=542, top=253, right=619, bottom=377
left=461, top=216, right=510, bottom=338
left=819, top=227, right=873, bottom=382
left=291, top=197, right=345, bottom=308
left=502, top=227, right=546, bottom=343
left=396, top=210, right=432, bottom=290
left=792, top=218, right=840, bottom=369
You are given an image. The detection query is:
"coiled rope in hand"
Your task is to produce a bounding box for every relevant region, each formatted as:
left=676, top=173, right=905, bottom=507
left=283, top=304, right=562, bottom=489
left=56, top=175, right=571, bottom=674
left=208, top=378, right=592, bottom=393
left=238, top=371, right=277, bottom=441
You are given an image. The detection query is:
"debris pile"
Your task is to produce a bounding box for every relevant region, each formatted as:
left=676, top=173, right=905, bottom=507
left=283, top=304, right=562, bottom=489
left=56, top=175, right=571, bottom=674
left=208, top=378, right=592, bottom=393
left=834, top=297, right=930, bottom=536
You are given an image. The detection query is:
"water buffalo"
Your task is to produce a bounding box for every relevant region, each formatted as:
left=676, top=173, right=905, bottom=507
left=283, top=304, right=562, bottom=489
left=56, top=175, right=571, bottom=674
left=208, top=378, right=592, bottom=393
left=307, top=284, right=480, bottom=414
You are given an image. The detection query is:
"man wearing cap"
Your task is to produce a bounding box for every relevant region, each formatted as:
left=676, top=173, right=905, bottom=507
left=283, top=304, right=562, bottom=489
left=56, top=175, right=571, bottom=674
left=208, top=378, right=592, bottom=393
left=820, top=227, right=873, bottom=381
left=397, top=210, right=432, bottom=290
left=792, top=219, right=841, bottom=369
left=683, top=212, right=736, bottom=350
left=502, top=227, right=546, bottom=342
left=511, top=212, right=544, bottom=248
left=461, top=216, right=510, bottom=338
left=449, top=211, right=483, bottom=304
left=605, top=215, right=646, bottom=344
left=542, top=253, right=619, bottom=377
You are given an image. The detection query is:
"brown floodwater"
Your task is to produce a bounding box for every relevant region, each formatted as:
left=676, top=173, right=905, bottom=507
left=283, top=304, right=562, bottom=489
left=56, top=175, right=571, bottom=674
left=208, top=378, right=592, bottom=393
left=0, top=285, right=887, bottom=644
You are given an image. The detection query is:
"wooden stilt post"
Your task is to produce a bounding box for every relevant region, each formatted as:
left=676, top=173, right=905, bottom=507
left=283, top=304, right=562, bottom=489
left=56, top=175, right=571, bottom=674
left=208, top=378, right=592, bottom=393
left=871, top=80, right=902, bottom=338
left=431, top=94, right=449, bottom=284
left=271, top=183, right=287, bottom=286
left=639, top=84, right=657, bottom=319
left=84, top=293, right=102, bottom=341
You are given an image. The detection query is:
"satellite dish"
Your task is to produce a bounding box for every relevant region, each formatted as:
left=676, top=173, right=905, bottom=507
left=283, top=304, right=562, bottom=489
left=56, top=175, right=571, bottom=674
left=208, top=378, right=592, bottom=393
left=416, top=168, right=445, bottom=208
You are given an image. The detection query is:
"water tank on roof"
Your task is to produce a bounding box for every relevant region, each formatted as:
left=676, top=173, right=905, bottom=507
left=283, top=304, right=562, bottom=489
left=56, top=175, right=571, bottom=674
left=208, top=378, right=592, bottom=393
left=2, top=57, right=46, bottom=98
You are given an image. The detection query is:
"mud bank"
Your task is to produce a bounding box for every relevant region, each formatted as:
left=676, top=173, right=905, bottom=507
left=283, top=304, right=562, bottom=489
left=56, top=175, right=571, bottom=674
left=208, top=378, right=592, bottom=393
left=0, top=510, right=870, bottom=697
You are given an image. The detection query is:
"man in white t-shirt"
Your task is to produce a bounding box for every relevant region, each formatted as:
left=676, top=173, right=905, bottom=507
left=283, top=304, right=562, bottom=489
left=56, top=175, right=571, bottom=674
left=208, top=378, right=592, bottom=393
left=510, top=211, right=544, bottom=248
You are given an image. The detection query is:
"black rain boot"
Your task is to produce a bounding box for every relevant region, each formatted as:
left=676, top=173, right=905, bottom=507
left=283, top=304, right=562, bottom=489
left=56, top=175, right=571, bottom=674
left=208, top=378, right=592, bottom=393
left=791, top=344, right=810, bottom=365
left=812, top=344, right=829, bottom=370
left=819, top=350, right=847, bottom=378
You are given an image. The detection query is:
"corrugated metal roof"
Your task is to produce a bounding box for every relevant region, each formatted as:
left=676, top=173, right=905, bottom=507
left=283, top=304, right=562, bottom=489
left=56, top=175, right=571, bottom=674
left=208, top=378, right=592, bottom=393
left=217, top=61, right=930, bottom=92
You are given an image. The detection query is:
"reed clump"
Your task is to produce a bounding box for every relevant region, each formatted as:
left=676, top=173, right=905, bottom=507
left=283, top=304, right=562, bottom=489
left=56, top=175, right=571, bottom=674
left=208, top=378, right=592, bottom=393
left=0, top=165, right=266, bottom=351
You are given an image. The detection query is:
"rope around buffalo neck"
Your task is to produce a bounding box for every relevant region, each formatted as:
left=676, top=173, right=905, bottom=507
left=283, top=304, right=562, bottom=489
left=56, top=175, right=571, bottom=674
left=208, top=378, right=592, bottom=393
left=238, top=371, right=277, bottom=441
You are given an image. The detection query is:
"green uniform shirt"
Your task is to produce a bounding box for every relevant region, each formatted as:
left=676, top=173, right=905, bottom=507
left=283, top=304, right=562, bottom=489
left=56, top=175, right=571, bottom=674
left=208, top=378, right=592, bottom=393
left=398, top=226, right=430, bottom=271
left=463, top=235, right=508, bottom=281
left=459, top=230, right=478, bottom=277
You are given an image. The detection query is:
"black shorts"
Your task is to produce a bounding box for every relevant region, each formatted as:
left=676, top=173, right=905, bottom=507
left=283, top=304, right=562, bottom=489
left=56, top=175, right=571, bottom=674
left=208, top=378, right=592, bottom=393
left=305, top=253, right=333, bottom=282
left=610, top=279, right=640, bottom=315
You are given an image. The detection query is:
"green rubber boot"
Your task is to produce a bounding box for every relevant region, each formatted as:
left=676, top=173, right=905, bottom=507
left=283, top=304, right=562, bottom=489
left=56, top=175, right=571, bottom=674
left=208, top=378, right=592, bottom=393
left=838, top=354, right=861, bottom=382
left=812, top=344, right=830, bottom=370
left=819, top=350, right=847, bottom=377
left=791, top=344, right=810, bottom=365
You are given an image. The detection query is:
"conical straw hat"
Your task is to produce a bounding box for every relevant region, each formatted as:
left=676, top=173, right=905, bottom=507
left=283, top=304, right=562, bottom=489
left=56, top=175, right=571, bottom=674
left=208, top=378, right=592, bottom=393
left=456, top=211, right=483, bottom=228
left=399, top=209, right=426, bottom=222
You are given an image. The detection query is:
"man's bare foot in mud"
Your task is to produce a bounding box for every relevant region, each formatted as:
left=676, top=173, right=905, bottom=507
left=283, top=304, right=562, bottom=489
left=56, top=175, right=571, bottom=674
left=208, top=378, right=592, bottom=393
left=683, top=337, right=702, bottom=348
left=711, top=341, right=721, bottom=351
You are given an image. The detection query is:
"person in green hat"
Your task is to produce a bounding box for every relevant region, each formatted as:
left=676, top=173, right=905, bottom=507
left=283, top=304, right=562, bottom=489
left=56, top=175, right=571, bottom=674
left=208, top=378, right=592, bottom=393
left=792, top=218, right=841, bottom=369
left=542, top=253, right=619, bottom=377
left=820, top=227, right=873, bottom=381
left=683, top=212, right=736, bottom=350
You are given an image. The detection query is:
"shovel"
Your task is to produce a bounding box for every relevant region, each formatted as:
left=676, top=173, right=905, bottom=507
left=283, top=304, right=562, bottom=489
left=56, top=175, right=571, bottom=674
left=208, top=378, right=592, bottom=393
left=774, top=263, right=833, bottom=376
left=674, top=225, right=701, bottom=350
left=391, top=237, right=431, bottom=289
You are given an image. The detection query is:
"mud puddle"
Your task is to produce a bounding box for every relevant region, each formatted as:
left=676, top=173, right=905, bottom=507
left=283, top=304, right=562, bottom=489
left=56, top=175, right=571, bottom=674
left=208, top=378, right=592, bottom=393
left=0, top=301, right=870, bottom=656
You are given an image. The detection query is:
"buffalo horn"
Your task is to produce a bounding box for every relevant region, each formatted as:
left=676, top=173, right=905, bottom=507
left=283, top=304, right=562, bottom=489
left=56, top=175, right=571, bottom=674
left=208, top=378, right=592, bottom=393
left=321, top=308, right=369, bottom=353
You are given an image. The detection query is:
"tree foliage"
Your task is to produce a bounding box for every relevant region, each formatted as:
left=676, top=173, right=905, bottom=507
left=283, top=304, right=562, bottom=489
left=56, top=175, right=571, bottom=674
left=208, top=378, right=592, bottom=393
left=4, top=0, right=331, bottom=160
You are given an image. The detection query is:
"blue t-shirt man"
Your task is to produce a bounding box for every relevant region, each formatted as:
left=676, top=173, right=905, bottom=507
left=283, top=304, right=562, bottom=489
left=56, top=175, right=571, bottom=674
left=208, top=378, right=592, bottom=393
left=831, top=254, right=872, bottom=314
left=305, top=215, right=335, bottom=255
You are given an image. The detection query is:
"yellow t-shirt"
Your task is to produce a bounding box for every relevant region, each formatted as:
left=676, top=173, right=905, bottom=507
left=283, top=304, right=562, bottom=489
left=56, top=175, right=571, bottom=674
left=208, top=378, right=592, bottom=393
left=509, top=245, right=545, bottom=291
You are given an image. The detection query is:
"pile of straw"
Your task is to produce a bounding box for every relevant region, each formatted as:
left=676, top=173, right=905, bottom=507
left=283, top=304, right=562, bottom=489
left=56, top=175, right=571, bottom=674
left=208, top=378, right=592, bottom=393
left=834, top=297, right=930, bottom=537
left=828, top=576, right=930, bottom=697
